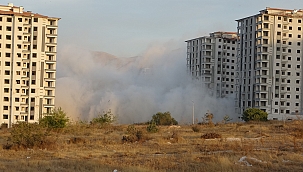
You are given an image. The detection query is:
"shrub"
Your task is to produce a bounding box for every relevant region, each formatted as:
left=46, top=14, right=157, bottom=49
left=242, top=108, right=268, bottom=122
left=9, top=122, right=49, bottom=149
left=146, top=121, right=159, bottom=133
left=40, top=107, right=69, bottom=129
left=201, top=133, right=222, bottom=139
left=150, top=112, right=178, bottom=126
left=192, top=125, right=201, bottom=132
left=122, top=125, right=147, bottom=143
left=91, top=110, right=115, bottom=127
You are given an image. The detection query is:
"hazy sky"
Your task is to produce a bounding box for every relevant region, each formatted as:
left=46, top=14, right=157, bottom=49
left=10, top=0, right=303, bottom=57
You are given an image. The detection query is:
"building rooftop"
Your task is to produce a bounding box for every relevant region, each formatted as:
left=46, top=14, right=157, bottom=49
left=0, top=3, right=60, bottom=19
left=236, top=7, right=303, bottom=21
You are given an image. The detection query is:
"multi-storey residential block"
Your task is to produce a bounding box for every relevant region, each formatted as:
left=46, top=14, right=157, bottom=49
left=0, top=3, right=59, bottom=127
left=186, top=32, right=238, bottom=98
left=235, top=7, right=303, bottom=120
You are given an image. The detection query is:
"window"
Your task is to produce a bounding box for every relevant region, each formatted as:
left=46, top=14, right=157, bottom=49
left=278, top=24, right=281, bottom=28
left=16, top=71, right=20, bottom=75
left=299, top=19, right=302, bottom=23
left=5, top=53, right=10, bottom=57
left=31, top=80, right=36, bottom=85
left=6, top=35, right=11, bottom=40
left=5, top=71, right=10, bottom=75
left=3, top=115, right=8, bottom=119
left=289, top=42, right=292, bottom=45
left=288, top=49, right=292, bottom=53
left=17, top=35, right=22, bottom=40
left=289, top=18, right=292, bottom=22
left=278, top=16, right=281, bottom=20
left=297, top=57, right=301, bottom=61
left=277, top=32, right=281, bottom=35
left=299, top=27, right=302, bottom=31
left=31, top=89, right=35, bottom=93
left=4, top=88, right=9, bottom=93
left=32, top=53, right=37, bottom=58
left=298, top=35, right=302, bottom=38
left=5, top=44, right=11, bottom=49
left=5, top=62, right=10, bottom=66
left=289, top=34, right=292, bottom=38
left=33, top=27, right=37, bottom=31
left=34, top=18, right=38, bottom=22
left=296, top=88, right=300, bottom=91
left=15, top=98, right=19, bottom=102
left=33, top=45, right=37, bottom=49
left=297, top=65, right=300, bottom=69
left=3, top=97, right=9, bottom=101
left=298, top=42, right=301, bottom=46
left=6, top=26, right=11, bottom=31
left=18, top=18, right=22, bottom=22
left=3, top=106, right=8, bottom=110
left=289, top=26, right=292, bottom=30
left=6, top=18, right=12, bottom=22
left=298, top=50, right=301, bottom=53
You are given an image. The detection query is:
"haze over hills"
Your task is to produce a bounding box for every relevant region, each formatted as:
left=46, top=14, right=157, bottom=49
left=55, top=45, right=237, bottom=124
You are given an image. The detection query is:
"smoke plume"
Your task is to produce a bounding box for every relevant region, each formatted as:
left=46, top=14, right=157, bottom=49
left=55, top=44, right=237, bottom=124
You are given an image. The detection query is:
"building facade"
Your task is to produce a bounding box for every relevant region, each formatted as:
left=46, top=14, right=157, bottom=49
left=186, top=32, right=237, bottom=98
left=235, top=8, right=303, bottom=120
left=0, top=3, right=59, bottom=127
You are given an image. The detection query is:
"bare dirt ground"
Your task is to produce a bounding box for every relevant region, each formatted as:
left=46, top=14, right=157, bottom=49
left=0, top=120, right=303, bottom=172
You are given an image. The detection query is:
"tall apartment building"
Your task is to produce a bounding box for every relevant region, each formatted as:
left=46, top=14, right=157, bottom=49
left=235, top=7, right=303, bottom=120
left=186, top=32, right=238, bottom=98
left=0, top=3, right=59, bottom=127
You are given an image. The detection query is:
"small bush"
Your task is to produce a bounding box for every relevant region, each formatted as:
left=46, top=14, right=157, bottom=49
left=242, top=108, right=268, bottom=122
left=91, top=110, right=115, bottom=127
left=201, top=133, right=222, bottom=139
left=192, top=125, right=201, bottom=132
left=150, top=112, right=178, bottom=126
left=9, top=122, right=49, bottom=149
left=40, top=107, right=69, bottom=129
left=146, top=122, right=158, bottom=133
left=122, top=125, right=147, bottom=143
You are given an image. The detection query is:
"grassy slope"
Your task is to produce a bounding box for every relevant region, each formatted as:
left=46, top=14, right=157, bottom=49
left=0, top=121, right=303, bottom=171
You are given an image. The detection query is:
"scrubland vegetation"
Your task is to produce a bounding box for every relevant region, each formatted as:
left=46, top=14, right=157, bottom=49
left=0, top=109, right=303, bottom=171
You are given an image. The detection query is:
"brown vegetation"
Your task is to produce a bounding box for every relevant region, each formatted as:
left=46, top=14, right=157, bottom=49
left=0, top=120, right=303, bottom=171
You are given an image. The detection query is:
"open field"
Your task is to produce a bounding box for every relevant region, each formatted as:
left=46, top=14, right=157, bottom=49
left=0, top=120, right=303, bottom=171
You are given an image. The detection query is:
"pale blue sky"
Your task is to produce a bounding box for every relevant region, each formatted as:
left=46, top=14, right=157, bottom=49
left=10, top=0, right=303, bottom=57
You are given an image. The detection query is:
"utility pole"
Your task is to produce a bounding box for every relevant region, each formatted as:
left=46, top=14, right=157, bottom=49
left=192, top=100, right=195, bottom=124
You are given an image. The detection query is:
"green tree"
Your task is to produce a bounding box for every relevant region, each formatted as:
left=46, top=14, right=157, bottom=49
left=91, top=109, right=115, bottom=126
left=40, top=107, right=69, bottom=129
left=242, top=108, right=268, bottom=122
left=150, top=111, right=178, bottom=125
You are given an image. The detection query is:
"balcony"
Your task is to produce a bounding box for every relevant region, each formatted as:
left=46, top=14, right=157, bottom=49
left=47, top=25, right=58, bottom=29
left=46, top=33, right=57, bottom=38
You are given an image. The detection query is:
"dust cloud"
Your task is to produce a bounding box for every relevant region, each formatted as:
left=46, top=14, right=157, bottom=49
left=55, top=44, right=237, bottom=124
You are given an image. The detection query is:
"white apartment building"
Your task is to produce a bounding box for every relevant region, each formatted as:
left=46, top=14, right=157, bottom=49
left=186, top=32, right=238, bottom=98
left=235, top=7, right=303, bottom=120
left=0, top=3, right=59, bottom=127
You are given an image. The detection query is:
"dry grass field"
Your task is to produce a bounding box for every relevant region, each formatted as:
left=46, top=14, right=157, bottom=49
left=0, top=120, right=303, bottom=172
